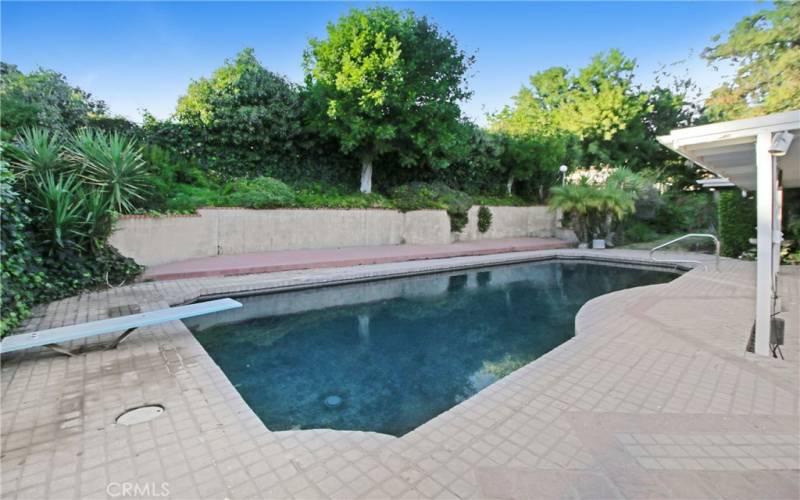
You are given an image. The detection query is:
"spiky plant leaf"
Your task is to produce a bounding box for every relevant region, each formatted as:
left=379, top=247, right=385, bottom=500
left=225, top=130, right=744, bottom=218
left=66, top=129, right=149, bottom=213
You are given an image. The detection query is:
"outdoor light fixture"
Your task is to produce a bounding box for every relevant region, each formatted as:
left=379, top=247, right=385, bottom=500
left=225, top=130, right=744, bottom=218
left=559, top=165, right=568, bottom=186
left=768, top=131, right=794, bottom=156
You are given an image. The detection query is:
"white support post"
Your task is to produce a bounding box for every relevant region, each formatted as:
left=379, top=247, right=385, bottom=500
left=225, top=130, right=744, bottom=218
left=754, top=133, right=775, bottom=356
left=773, top=188, right=783, bottom=305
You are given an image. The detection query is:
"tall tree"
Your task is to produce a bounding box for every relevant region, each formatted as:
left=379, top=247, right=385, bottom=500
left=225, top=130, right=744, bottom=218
left=175, top=48, right=302, bottom=178
left=0, top=63, right=107, bottom=137
left=303, top=7, right=473, bottom=193
left=491, top=50, right=699, bottom=186
left=703, top=1, right=800, bottom=120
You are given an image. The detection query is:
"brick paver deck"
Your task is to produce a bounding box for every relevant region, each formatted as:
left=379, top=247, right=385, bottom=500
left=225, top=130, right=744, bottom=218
left=143, top=237, right=570, bottom=281
left=1, top=249, right=797, bottom=499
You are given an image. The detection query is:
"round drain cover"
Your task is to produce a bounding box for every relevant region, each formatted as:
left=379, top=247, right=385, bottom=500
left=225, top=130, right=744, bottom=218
left=324, top=395, right=343, bottom=408
left=116, top=405, right=165, bottom=426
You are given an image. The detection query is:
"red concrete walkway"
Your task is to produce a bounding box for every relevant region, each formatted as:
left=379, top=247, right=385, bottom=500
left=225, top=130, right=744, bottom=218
left=143, top=237, right=571, bottom=281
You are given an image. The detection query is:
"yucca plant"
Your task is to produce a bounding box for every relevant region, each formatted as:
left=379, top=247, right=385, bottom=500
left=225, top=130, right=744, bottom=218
left=84, top=191, right=115, bottom=253
left=9, top=127, right=66, bottom=178
left=66, top=129, right=149, bottom=213
left=30, top=172, right=87, bottom=255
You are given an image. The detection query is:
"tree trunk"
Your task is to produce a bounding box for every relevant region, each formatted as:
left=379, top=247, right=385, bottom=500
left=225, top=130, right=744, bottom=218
left=506, top=174, right=514, bottom=196
left=360, top=157, right=373, bottom=194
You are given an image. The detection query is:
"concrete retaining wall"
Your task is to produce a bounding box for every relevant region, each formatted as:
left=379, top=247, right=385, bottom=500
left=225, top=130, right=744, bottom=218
left=110, top=206, right=558, bottom=266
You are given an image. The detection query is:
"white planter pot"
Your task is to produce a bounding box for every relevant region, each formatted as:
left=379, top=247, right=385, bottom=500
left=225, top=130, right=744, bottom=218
left=577, top=242, right=589, bottom=249
left=592, top=239, right=606, bottom=249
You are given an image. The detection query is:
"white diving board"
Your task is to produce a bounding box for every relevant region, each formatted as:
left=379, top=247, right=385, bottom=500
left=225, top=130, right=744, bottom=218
left=0, top=298, right=242, bottom=356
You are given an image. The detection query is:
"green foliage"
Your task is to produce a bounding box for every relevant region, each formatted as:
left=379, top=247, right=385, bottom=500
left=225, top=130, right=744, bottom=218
left=87, top=115, right=139, bottom=135
left=139, top=145, right=217, bottom=211
left=66, top=129, right=149, bottom=212
left=703, top=2, right=800, bottom=120
left=548, top=168, right=645, bottom=243
left=293, top=183, right=393, bottom=209
left=718, top=190, right=756, bottom=258
left=0, top=62, right=107, bottom=136
left=477, top=206, right=493, bottom=233
left=620, top=220, right=659, bottom=244
left=0, top=152, right=141, bottom=336
left=8, top=127, right=66, bottom=176
left=304, top=7, right=473, bottom=192
left=0, top=162, right=47, bottom=336
left=175, top=49, right=303, bottom=178
left=226, top=176, right=296, bottom=209
left=392, top=182, right=473, bottom=232
left=783, top=197, right=800, bottom=264
left=29, top=172, right=87, bottom=254
left=166, top=185, right=226, bottom=212
left=472, top=195, right=529, bottom=207
left=490, top=50, right=698, bottom=187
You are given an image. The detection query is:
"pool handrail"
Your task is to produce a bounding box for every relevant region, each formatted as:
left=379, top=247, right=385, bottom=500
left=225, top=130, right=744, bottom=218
left=649, top=233, right=720, bottom=271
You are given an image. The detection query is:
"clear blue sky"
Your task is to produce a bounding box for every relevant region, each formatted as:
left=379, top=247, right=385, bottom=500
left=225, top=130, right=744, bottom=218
left=1, top=1, right=760, bottom=125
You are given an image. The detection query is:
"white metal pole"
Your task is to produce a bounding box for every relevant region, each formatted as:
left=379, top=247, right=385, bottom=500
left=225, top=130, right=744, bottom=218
left=754, top=132, right=774, bottom=357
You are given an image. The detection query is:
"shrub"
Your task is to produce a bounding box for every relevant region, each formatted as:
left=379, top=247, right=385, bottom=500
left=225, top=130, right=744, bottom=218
left=141, top=145, right=219, bottom=212
left=718, top=190, right=756, bottom=257
left=8, top=127, right=66, bottom=176
left=66, top=129, right=150, bottom=212
left=391, top=182, right=473, bottom=232
left=226, top=176, right=296, bottom=209
left=29, top=172, right=87, bottom=254
left=549, top=168, right=645, bottom=243
left=1, top=138, right=143, bottom=336
left=165, top=184, right=226, bottom=212
left=294, top=183, right=393, bottom=209
left=620, top=220, right=659, bottom=244
left=174, top=49, right=303, bottom=179
left=0, top=164, right=47, bottom=336
left=477, top=206, right=492, bottom=233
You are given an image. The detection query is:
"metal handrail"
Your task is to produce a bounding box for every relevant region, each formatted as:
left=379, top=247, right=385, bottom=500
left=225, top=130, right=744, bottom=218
left=649, top=233, right=720, bottom=271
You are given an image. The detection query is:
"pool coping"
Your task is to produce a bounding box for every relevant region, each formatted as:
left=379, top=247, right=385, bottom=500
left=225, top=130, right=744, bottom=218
left=186, top=251, right=693, bottom=305
left=183, top=253, right=691, bottom=438
left=3, top=248, right=796, bottom=500
left=176, top=250, right=704, bottom=441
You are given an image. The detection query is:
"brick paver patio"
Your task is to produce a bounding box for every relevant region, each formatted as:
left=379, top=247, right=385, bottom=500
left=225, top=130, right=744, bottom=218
left=1, top=249, right=797, bottom=499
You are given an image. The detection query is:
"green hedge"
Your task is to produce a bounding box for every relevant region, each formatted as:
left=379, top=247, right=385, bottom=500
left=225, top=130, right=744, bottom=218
left=718, top=190, right=756, bottom=258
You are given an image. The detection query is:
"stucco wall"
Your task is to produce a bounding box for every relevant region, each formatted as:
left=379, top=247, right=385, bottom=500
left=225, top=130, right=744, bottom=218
left=110, top=206, right=558, bottom=266
left=458, top=206, right=557, bottom=241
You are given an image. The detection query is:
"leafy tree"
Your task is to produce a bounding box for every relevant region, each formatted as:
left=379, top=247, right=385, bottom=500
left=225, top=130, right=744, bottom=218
left=492, top=50, right=699, bottom=186
left=496, top=133, right=565, bottom=198
left=0, top=63, right=107, bottom=137
left=303, top=7, right=474, bottom=193
left=490, top=79, right=572, bottom=198
left=175, top=48, right=303, bottom=178
left=703, top=1, right=800, bottom=120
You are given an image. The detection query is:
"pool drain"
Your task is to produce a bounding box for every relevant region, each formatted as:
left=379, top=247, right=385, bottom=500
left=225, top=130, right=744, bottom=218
left=116, top=404, right=165, bottom=426
left=324, top=395, right=343, bottom=409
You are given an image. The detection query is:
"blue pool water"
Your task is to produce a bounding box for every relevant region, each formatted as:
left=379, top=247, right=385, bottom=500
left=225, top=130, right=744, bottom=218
left=186, top=260, right=678, bottom=436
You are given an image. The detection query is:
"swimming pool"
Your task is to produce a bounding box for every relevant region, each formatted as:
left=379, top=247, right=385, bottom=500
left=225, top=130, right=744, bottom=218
left=186, top=260, right=679, bottom=436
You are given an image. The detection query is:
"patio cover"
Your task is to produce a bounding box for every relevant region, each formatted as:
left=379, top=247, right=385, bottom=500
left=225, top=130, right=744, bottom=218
left=658, top=110, right=800, bottom=357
